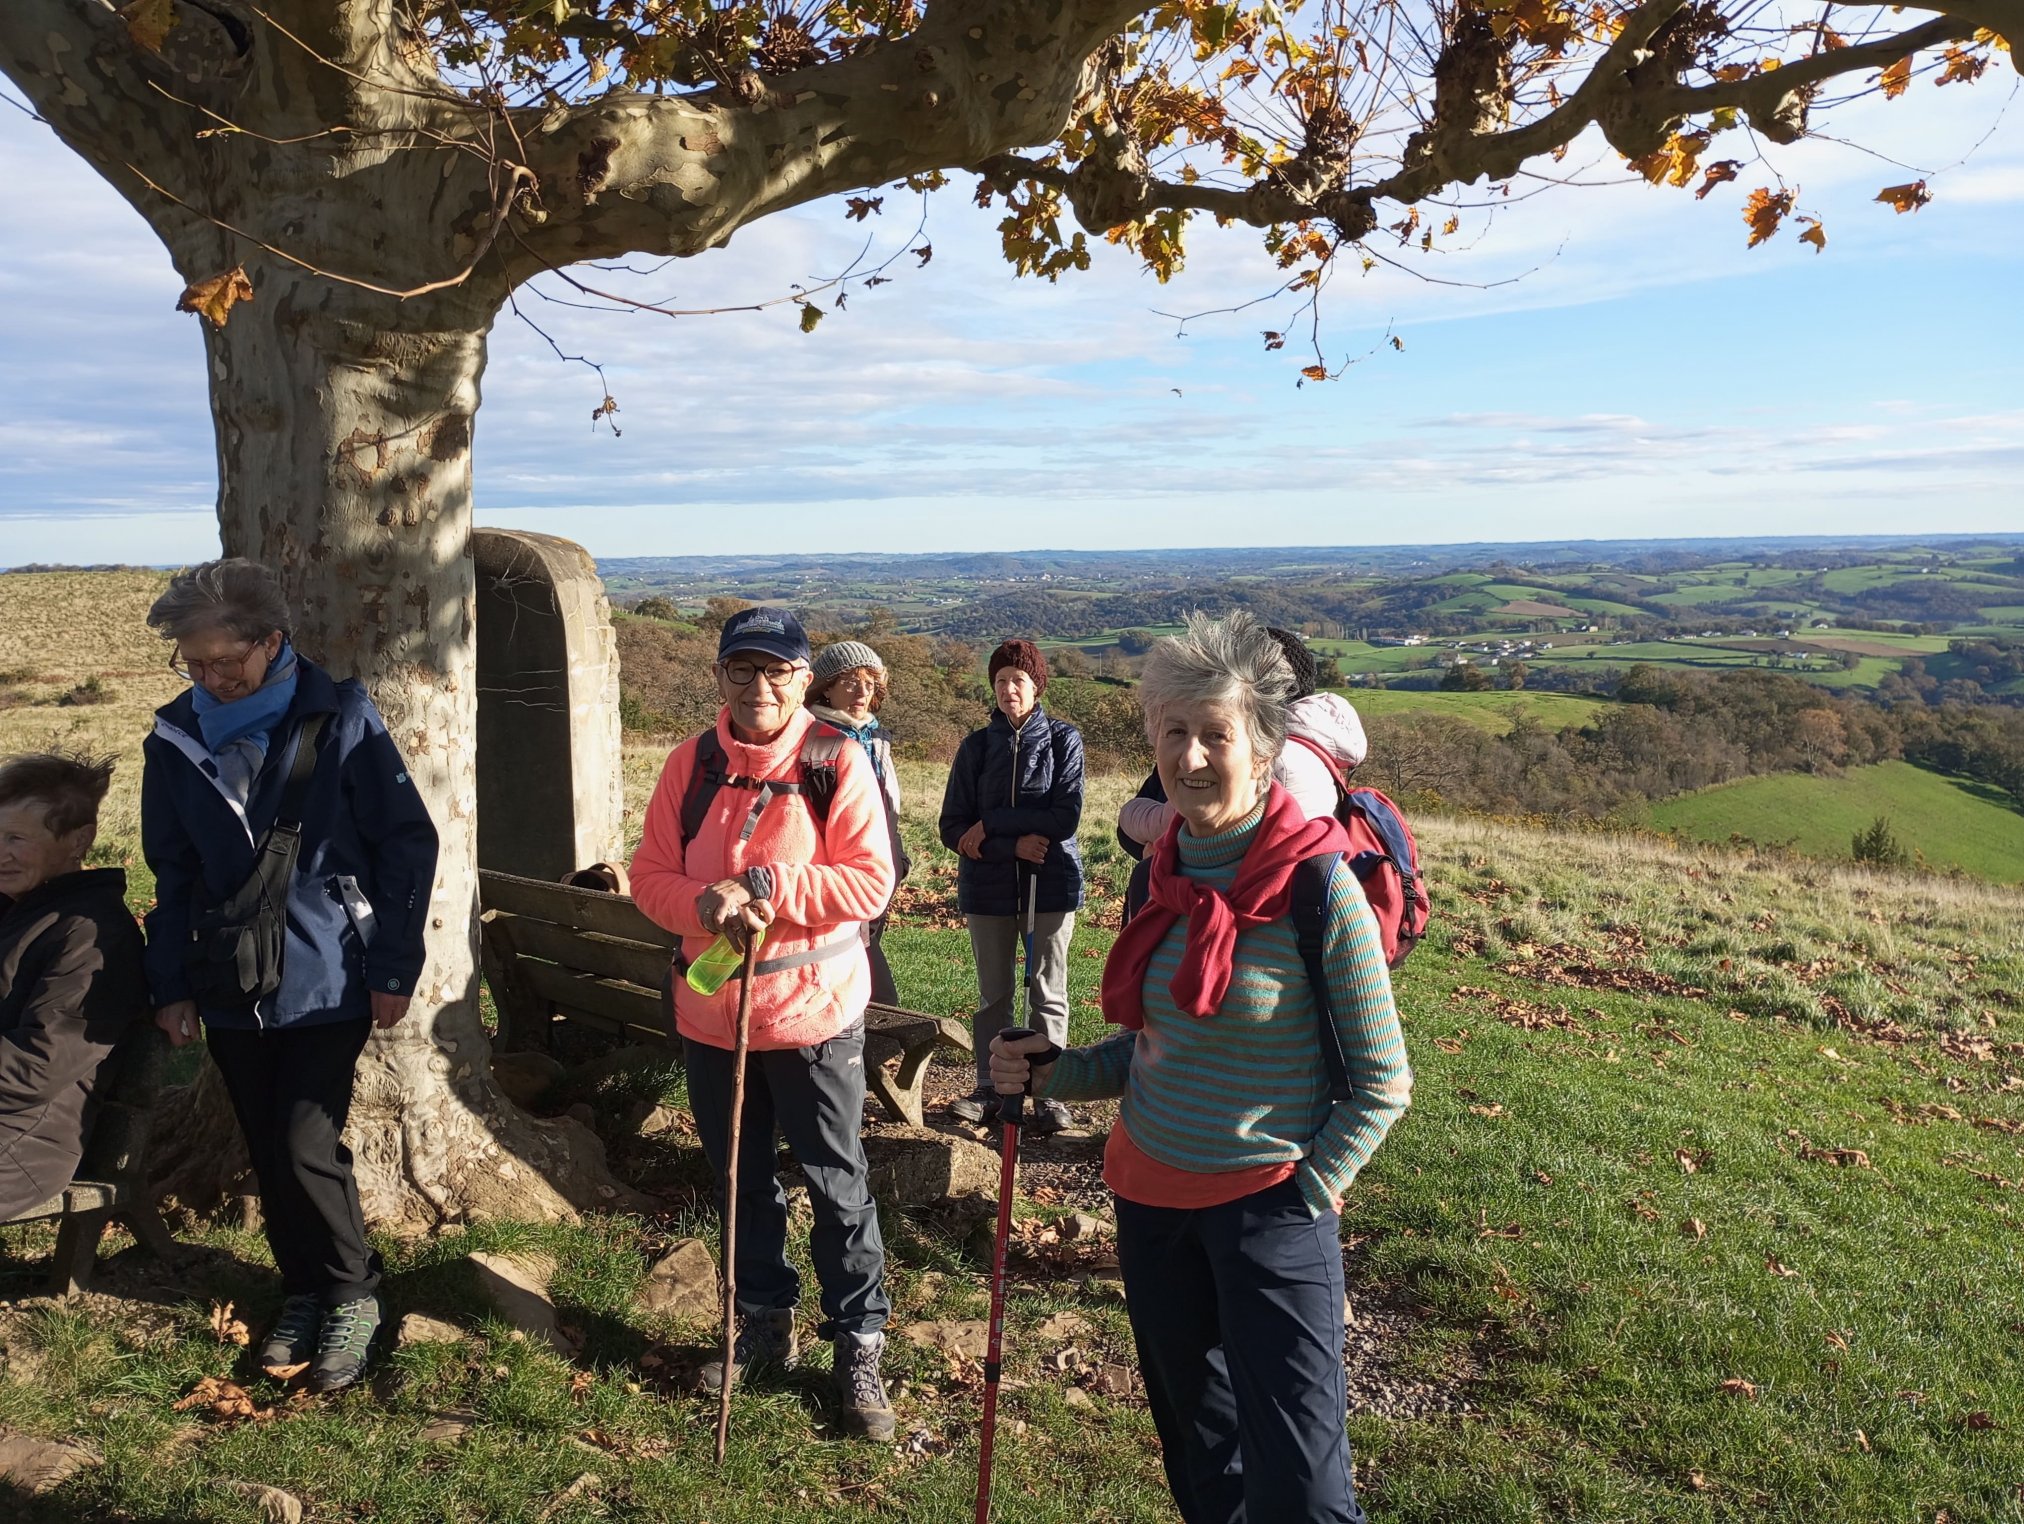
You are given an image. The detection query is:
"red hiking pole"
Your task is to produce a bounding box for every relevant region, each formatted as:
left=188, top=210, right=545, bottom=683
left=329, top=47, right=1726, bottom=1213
left=713, top=936, right=759, bottom=1465
left=974, top=1021, right=1059, bottom=1524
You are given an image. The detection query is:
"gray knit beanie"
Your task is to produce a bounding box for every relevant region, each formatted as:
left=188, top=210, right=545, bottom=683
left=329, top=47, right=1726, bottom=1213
left=810, top=639, right=885, bottom=695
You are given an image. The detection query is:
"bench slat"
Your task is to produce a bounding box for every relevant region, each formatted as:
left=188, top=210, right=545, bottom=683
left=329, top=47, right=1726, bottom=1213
left=496, top=913, right=675, bottom=993
left=519, top=959, right=668, bottom=1036
left=480, top=870, right=674, bottom=946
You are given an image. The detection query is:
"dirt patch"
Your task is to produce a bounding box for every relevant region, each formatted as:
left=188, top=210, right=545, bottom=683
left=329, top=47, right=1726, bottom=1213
left=1494, top=600, right=1580, bottom=619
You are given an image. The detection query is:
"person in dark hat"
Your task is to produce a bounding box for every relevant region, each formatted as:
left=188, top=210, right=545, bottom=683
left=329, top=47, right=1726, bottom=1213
left=936, top=639, right=1084, bottom=1134
left=629, top=605, right=899, bottom=1439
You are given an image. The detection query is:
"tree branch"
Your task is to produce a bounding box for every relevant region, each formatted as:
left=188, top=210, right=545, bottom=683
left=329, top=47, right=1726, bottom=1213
left=985, top=3, right=1990, bottom=245
left=504, top=0, right=1145, bottom=273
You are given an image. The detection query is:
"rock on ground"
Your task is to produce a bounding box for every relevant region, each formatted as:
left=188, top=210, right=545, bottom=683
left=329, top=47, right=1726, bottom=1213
left=217, top=1481, right=304, bottom=1524
left=467, top=1250, right=576, bottom=1355
left=0, top=1427, right=101, bottom=1496
left=489, top=1052, right=567, bottom=1110
left=395, top=1312, right=465, bottom=1348
left=862, top=1127, right=1000, bottom=1208
left=635, top=1239, right=719, bottom=1323
left=898, top=1318, right=989, bottom=1359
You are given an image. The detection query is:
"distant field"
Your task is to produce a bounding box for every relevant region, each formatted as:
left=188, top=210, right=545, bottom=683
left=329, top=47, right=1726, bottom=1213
left=0, top=568, right=173, bottom=678
left=1642, top=761, right=2024, bottom=882
left=1339, top=687, right=1608, bottom=733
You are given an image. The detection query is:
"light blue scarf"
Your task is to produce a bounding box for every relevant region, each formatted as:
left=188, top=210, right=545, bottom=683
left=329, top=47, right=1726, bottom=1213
left=811, top=703, right=882, bottom=775
left=190, top=641, right=299, bottom=804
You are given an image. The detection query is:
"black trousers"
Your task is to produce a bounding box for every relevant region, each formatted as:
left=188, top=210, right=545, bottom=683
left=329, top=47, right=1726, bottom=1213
left=684, top=1025, right=889, bottom=1339
left=1115, top=1178, right=1367, bottom=1524
left=865, top=914, right=898, bottom=1007
left=207, top=1018, right=380, bottom=1306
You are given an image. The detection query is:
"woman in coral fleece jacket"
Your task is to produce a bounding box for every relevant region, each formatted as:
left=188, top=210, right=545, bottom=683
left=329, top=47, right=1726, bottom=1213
left=629, top=606, right=898, bottom=1441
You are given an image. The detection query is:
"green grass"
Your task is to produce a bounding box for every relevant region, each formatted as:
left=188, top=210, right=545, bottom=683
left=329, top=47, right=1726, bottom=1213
left=1333, top=688, right=1610, bottom=734
left=1642, top=760, right=2024, bottom=882
left=8, top=800, right=2024, bottom=1522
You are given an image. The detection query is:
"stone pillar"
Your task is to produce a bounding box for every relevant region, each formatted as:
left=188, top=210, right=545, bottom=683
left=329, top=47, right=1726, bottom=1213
left=472, top=529, right=624, bottom=882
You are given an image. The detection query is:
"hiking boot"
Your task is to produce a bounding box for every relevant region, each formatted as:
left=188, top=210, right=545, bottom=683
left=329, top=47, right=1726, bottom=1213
left=699, top=1308, right=798, bottom=1394
left=833, top=1331, right=896, bottom=1441
left=259, top=1293, right=322, bottom=1374
left=308, top=1293, right=382, bottom=1395
left=1026, top=1098, right=1072, bottom=1137
left=947, top=1087, right=1001, bottom=1126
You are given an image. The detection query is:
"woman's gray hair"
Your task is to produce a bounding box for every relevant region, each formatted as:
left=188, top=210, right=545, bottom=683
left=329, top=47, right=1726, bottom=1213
left=1138, top=610, right=1294, bottom=763
left=146, top=557, right=292, bottom=644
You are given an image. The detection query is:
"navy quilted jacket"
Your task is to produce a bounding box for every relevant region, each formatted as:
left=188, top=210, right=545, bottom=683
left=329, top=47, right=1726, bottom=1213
left=938, top=706, right=1084, bottom=916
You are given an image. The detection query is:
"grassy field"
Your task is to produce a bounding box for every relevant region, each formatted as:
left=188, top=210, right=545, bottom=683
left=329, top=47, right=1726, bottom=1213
left=1334, top=688, right=1610, bottom=735
left=1642, top=760, right=2024, bottom=882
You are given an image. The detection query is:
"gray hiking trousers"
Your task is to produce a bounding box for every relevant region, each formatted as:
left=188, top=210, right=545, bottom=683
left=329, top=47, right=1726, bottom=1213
left=966, top=910, right=1075, bottom=1088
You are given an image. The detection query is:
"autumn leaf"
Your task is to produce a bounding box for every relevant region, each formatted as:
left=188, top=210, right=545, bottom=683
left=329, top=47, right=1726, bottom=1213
left=1442, top=215, right=1460, bottom=236
left=1958, top=1410, right=1998, bottom=1431
left=210, top=1300, right=250, bottom=1346
left=798, top=302, right=824, bottom=333
left=1798, top=216, right=1827, bottom=253
left=1720, top=1377, right=1760, bottom=1400
left=1695, top=160, right=1741, bottom=200
left=1765, top=1256, right=1800, bottom=1278
left=1937, top=44, right=1990, bottom=85
left=1742, top=187, right=1794, bottom=247
left=1300, top=364, right=1330, bottom=382
left=911, top=243, right=934, bottom=266
left=1680, top=1217, right=1707, bottom=1240
left=177, top=265, right=255, bottom=327
left=1878, top=55, right=1913, bottom=99
left=844, top=195, right=884, bottom=221
left=121, top=0, right=176, bottom=52
left=1261, top=330, right=1285, bottom=351
left=1876, top=179, right=1932, bottom=214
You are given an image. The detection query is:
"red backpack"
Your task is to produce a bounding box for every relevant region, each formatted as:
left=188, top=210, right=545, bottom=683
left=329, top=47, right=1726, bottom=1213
left=1288, top=735, right=1430, bottom=970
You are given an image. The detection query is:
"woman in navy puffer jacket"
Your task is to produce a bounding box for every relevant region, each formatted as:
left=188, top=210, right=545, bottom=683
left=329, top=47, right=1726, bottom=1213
left=937, top=640, right=1083, bottom=1133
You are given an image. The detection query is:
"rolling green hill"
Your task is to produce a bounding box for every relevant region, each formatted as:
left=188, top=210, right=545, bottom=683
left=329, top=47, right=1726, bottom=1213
left=1641, top=760, right=2024, bottom=881
left=1337, top=687, right=1609, bottom=734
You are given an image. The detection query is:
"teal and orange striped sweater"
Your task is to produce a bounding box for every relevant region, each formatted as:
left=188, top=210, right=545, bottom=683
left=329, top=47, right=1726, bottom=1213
left=1041, top=801, right=1412, bottom=1217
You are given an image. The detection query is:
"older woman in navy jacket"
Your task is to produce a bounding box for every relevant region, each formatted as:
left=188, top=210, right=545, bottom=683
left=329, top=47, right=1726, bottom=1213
left=937, top=639, right=1084, bottom=1133
left=141, top=558, right=436, bottom=1395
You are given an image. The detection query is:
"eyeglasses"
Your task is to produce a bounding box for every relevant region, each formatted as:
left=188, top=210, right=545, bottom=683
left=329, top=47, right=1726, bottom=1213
left=169, top=642, right=262, bottom=682
left=720, top=658, right=805, bottom=688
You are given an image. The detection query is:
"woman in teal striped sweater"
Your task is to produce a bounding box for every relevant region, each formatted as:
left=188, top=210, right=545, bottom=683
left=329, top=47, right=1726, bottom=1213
left=993, top=611, right=1412, bottom=1524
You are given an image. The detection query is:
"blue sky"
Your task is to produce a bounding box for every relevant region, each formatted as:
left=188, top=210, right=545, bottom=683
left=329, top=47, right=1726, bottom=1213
left=1, top=70, right=2020, bottom=567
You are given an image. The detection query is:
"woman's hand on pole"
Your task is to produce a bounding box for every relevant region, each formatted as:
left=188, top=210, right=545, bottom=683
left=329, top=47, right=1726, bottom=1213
left=989, top=1030, right=1059, bottom=1097
left=1013, top=833, right=1049, bottom=864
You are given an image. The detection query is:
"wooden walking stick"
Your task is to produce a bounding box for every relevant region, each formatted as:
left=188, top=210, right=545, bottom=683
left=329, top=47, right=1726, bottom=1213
left=713, top=935, right=760, bottom=1465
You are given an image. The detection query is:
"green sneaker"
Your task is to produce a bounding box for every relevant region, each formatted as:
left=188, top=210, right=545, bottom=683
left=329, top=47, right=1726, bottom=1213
left=259, top=1294, right=322, bottom=1375
left=309, top=1294, right=382, bottom=1394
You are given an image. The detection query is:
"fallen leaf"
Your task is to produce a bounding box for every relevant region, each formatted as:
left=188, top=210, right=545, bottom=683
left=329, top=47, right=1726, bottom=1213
left=210, top=1301, right=250, bottom=1346
left=1765, top=1256, right=1799, bottom=1278
left=1854, top=1427, right=1870, bottom=1451
left=1720, top=1377, right=1759, bottom=1400
left=1959, top=1410, right=1998, bottom=1431
left=1680, top=1217, right=1707, bottom=1240
left=217, top=1481, right=303, bottom=1524
left=1468, top=1103, right=1506, bottom=1119
left=177, top=266, right=256, bottom=327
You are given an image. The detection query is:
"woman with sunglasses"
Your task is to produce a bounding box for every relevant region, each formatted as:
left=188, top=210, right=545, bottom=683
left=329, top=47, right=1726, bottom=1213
left=140, top=558, right=437, bottom=1394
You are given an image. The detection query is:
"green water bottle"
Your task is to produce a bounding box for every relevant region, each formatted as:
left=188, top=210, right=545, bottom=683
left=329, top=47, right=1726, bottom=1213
left=685, top=927, right=764, bottom=996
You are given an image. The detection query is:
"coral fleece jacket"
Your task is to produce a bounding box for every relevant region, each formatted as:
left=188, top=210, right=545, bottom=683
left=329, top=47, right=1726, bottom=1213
left=630, top=709, right=896, bottom=1053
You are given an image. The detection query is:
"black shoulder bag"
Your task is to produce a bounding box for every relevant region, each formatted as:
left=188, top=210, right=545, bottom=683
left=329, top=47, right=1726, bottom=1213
left=183, top=714, right=329, bottom=1010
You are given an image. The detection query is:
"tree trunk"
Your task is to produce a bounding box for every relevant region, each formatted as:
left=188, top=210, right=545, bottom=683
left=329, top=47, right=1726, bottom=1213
left=169, top=268, right=624, bottom=1229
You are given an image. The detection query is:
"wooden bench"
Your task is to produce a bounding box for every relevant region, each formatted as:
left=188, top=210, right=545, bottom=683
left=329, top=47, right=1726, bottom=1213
left=478, top=870, right=971, bottom=1126
left=2, top=1022, right=181, bottom=1296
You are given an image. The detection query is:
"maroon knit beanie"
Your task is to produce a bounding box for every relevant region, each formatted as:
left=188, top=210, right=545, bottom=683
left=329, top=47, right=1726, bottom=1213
left=987, top=638, right=1050, bottom=695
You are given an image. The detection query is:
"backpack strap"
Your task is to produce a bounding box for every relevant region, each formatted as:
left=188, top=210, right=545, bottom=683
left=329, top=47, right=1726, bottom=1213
left=1292, top=851, right=1353, bottom=1103
left=271, top=713, right=329, bottom=834
left=676, top=723, right=844, bottom=850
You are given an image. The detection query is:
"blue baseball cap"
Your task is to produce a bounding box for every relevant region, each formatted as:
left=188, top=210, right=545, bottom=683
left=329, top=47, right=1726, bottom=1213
left=717, top=605, right=809, bottom=665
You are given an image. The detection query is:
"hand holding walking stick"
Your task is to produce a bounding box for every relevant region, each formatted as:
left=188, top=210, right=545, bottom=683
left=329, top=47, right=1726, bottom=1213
left=713, top=934, right=760, bottom=1466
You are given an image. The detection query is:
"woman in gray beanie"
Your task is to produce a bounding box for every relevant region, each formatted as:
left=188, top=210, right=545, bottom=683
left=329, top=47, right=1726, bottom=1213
left=807, top=640, right=909, bottom=1003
